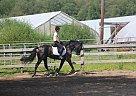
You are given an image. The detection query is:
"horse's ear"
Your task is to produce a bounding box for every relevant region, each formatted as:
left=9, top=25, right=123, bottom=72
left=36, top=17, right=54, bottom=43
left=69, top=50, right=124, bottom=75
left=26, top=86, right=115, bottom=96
left=81, top=41, right=83, bottom=44
left=65, top=41, right=70, bottom=46
left=69, top=40, right=73, bottom=42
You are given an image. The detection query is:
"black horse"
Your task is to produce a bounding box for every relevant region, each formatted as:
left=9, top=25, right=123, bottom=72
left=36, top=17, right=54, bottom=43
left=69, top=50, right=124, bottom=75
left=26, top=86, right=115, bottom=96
left=20, top=40, right=83, bottom=77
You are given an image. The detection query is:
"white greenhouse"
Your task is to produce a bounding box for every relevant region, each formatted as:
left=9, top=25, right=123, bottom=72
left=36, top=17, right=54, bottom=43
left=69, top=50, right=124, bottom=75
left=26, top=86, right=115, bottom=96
left=10, top=11, right=91, bottom=36
left=81, top=15, right=136, bottom=44
left=114, top=17, right=136, bottom=43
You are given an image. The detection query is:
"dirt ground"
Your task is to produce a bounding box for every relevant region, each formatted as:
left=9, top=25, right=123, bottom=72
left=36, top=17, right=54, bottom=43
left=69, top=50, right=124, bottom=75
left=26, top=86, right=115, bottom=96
left=0, top=70, right=136, bottom=96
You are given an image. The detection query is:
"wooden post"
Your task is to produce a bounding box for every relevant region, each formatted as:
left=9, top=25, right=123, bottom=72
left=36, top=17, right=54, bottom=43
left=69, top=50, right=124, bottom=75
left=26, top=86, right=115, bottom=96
left=100, top=0, right=105, bottom=44
left=80, top=50, right=84, bottom=71
left=20, top=67, right=23, bottom=73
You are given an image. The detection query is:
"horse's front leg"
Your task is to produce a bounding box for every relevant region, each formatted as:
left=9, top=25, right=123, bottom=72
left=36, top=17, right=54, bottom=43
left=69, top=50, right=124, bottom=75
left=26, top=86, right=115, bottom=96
left=66, top=59, right=75, bottom=74
left=55, top=59, right=65, bottom=74
left=32, top=59, right=42, bottom=77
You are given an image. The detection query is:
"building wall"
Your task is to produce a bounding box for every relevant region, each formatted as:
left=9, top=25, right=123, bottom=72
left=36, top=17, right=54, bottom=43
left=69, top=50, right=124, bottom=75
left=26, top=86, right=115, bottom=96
left=35, top=21, right=51, bottom=36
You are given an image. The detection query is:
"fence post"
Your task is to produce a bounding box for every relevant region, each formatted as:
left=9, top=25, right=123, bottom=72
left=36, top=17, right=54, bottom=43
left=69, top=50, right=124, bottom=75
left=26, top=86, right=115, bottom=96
left=23, top=43, right=26, bottom=56
left=3, top=44, right=6, bottom=65
left=9, top=44, right=13, bottom=65
left=80, top=50, right=84, bottom=71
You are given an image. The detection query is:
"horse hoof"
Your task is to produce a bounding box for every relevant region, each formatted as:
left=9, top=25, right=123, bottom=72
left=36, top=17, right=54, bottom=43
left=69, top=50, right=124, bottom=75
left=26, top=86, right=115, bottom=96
left=49, top=74, right=53, bottom=77
left=53, top=73, right=58, bottom=77
left=32, top=75, right=35, bottom=77
left=69, top=70, right=75, bottom=75
left=44, top=71, right=51, bottom=76
left=54, top=73, right=59, bottom=76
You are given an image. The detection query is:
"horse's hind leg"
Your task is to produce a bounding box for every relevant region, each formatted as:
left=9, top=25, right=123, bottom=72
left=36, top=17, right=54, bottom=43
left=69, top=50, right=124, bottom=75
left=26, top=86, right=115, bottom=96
left=32, top=59, right=42, bottom=77
left=55, top=59, right=65, bottom=74
left=43, top=58, right=50, bottom=75
left=66, top=59, right=75, bottom=74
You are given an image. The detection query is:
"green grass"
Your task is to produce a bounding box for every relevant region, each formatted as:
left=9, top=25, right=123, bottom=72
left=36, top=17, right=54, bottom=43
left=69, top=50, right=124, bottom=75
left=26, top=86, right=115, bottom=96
left=0, top=68, right=21, bottom=77
left=84, top=54, right=136, bottom=60
left=0, top=54, right=136, bottom=77
left=83, top=62, right=136, bottom=71
left=0, top=62, right=136, bottom=77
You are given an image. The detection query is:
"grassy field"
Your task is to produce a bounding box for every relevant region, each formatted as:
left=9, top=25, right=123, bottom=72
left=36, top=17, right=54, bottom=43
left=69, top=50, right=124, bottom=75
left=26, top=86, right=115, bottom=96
left=0, top=62, right=136, bottom=77
left=0, top=52, right=136, bottom=77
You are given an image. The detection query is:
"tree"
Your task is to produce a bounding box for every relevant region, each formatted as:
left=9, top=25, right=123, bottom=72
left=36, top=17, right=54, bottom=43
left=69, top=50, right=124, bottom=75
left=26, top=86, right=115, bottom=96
left=0, top=0, right=16, bottom=17
left=1, top=0, right=136, bottom=21
left=46, top=0, right=62, bottom=12
left=59, top=24, right=96, bottom=44
left=76, top=0, right=101, bottom=20
left=21, top=0, right=47, bottom=15
left=86, top=0, right=100, bottom=20
left=105, top=0, right=136, bottom=18
left=61, top=2, right=79, bottom=17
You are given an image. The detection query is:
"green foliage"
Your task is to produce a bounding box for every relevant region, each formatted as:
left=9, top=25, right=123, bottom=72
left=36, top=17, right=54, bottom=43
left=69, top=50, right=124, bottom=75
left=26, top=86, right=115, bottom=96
left=1, top=62, right=136, bottom=76
left=76, top=0, right=101, bottom=20
left=1, top=0, right=136, bottom=20
left=20, top=0, right=47, bottom=15
left=0, top=0, right=16, bottom=16
left=59, top=24, right=96, bottom=44
left=105, top=0, right=136, bottom=18
left=61, top=3, right=78, bottom=16
left=0, top=19, right=51, bottom=43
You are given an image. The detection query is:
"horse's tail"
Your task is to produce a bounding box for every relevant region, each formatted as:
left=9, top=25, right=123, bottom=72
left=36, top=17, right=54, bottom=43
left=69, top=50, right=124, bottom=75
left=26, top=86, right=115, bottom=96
left=20, top=47, right=38, bottom=64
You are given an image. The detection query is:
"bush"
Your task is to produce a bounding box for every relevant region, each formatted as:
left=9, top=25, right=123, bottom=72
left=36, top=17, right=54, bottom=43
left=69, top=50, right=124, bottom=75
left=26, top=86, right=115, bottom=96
left=59, top=24, right=97, bottom=44
left=0, top=19, right=51, bottom=43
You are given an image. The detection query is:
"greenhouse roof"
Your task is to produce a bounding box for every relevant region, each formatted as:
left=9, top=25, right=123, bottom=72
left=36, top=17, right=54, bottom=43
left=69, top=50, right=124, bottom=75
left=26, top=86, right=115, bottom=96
left=81, top=15, right=136, bottom=40
left=114, top=17, right=136, bottom=43
left=10, top=11, right=79, bottom=28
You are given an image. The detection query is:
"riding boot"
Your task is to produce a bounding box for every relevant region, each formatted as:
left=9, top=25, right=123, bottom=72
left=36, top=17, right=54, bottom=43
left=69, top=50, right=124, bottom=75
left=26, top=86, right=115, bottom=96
left=59, top=48, right=64, bottom=59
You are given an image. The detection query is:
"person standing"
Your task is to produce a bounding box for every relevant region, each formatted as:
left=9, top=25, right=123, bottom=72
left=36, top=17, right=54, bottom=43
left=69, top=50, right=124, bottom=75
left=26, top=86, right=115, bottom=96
left=53, top=26, right=64, bottom=59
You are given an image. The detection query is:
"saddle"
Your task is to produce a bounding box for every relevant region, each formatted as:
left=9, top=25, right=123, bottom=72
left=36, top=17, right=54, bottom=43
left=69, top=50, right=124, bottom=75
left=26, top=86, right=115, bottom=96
left=52, top=46, right=66, bottom=56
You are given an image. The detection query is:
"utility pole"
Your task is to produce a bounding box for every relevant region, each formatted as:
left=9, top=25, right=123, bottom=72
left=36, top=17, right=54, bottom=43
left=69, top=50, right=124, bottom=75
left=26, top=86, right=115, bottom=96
left=100, top=0, right=104, bottom=44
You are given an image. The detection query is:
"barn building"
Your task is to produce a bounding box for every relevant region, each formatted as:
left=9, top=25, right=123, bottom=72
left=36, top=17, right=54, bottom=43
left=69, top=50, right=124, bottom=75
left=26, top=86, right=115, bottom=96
left=9, top=11, right=80, bottom=35
left=9, top=11, right=98, bottom=38
left=81, top=15, right=136, bottom=44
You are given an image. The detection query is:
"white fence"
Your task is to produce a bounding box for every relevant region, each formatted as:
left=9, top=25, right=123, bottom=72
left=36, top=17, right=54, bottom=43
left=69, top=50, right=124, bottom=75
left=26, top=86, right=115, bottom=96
left=0, top=42, right=136, bottom=69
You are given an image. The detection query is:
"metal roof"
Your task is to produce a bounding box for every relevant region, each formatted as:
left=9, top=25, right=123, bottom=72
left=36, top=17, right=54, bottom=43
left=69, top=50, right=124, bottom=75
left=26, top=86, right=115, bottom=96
left=81, top=15, right=136, bottom=40
left=114, top=17, right=136, bottom=43
left=10, top=11, right=79, bottom=28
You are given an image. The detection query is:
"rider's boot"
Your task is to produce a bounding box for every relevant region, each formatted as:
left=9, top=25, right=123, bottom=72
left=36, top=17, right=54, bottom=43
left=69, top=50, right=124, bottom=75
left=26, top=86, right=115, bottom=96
left=59, top=48, right=64, bottom=59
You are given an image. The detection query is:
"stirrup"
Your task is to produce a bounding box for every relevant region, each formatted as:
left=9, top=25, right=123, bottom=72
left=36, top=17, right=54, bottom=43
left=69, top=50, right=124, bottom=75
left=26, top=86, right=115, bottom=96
left=59, top=56, right=63, bottom=59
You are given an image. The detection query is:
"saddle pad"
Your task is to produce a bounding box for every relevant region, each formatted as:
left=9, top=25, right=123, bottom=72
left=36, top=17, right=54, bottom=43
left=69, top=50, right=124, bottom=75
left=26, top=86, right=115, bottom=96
left=52, top=46, right=66, bottom=56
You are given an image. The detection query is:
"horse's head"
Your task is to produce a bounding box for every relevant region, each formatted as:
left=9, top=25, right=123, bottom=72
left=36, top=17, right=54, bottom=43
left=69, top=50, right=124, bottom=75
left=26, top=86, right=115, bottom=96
left=66, top=40, right=83, bottom=55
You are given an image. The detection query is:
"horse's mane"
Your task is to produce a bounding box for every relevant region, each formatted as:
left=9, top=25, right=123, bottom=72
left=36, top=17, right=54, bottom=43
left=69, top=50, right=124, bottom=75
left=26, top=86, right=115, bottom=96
left=64, top=40, right=82, bottom=47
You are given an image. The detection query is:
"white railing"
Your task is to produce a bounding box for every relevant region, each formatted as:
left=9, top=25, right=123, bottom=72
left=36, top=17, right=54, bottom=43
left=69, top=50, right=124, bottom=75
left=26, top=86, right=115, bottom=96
left=0, top=40, right=136, bottom=68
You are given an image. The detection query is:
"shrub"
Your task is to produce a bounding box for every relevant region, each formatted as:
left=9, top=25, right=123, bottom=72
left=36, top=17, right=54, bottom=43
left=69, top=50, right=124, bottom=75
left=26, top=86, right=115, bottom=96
left=59, top=24, right=97, bottom=44
left=0, top=19, right=51, bottom=43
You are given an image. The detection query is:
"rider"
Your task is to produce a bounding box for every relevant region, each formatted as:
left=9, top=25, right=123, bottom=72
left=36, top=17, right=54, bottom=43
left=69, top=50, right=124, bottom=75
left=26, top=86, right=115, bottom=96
left=53, top=26, right=64, bottom=59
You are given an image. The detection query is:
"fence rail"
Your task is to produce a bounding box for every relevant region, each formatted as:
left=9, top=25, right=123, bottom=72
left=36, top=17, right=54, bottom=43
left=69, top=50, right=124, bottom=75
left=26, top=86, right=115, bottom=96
left=84, top=44, right=136, bottom=48
left=0, top=43, right=136, bottom=69
left=0, top=48, right=33, bottom=53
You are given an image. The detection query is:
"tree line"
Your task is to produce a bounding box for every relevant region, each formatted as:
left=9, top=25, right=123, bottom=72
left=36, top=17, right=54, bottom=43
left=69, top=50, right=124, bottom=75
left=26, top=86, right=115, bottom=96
left=0, top=0, right=136, bottom=20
